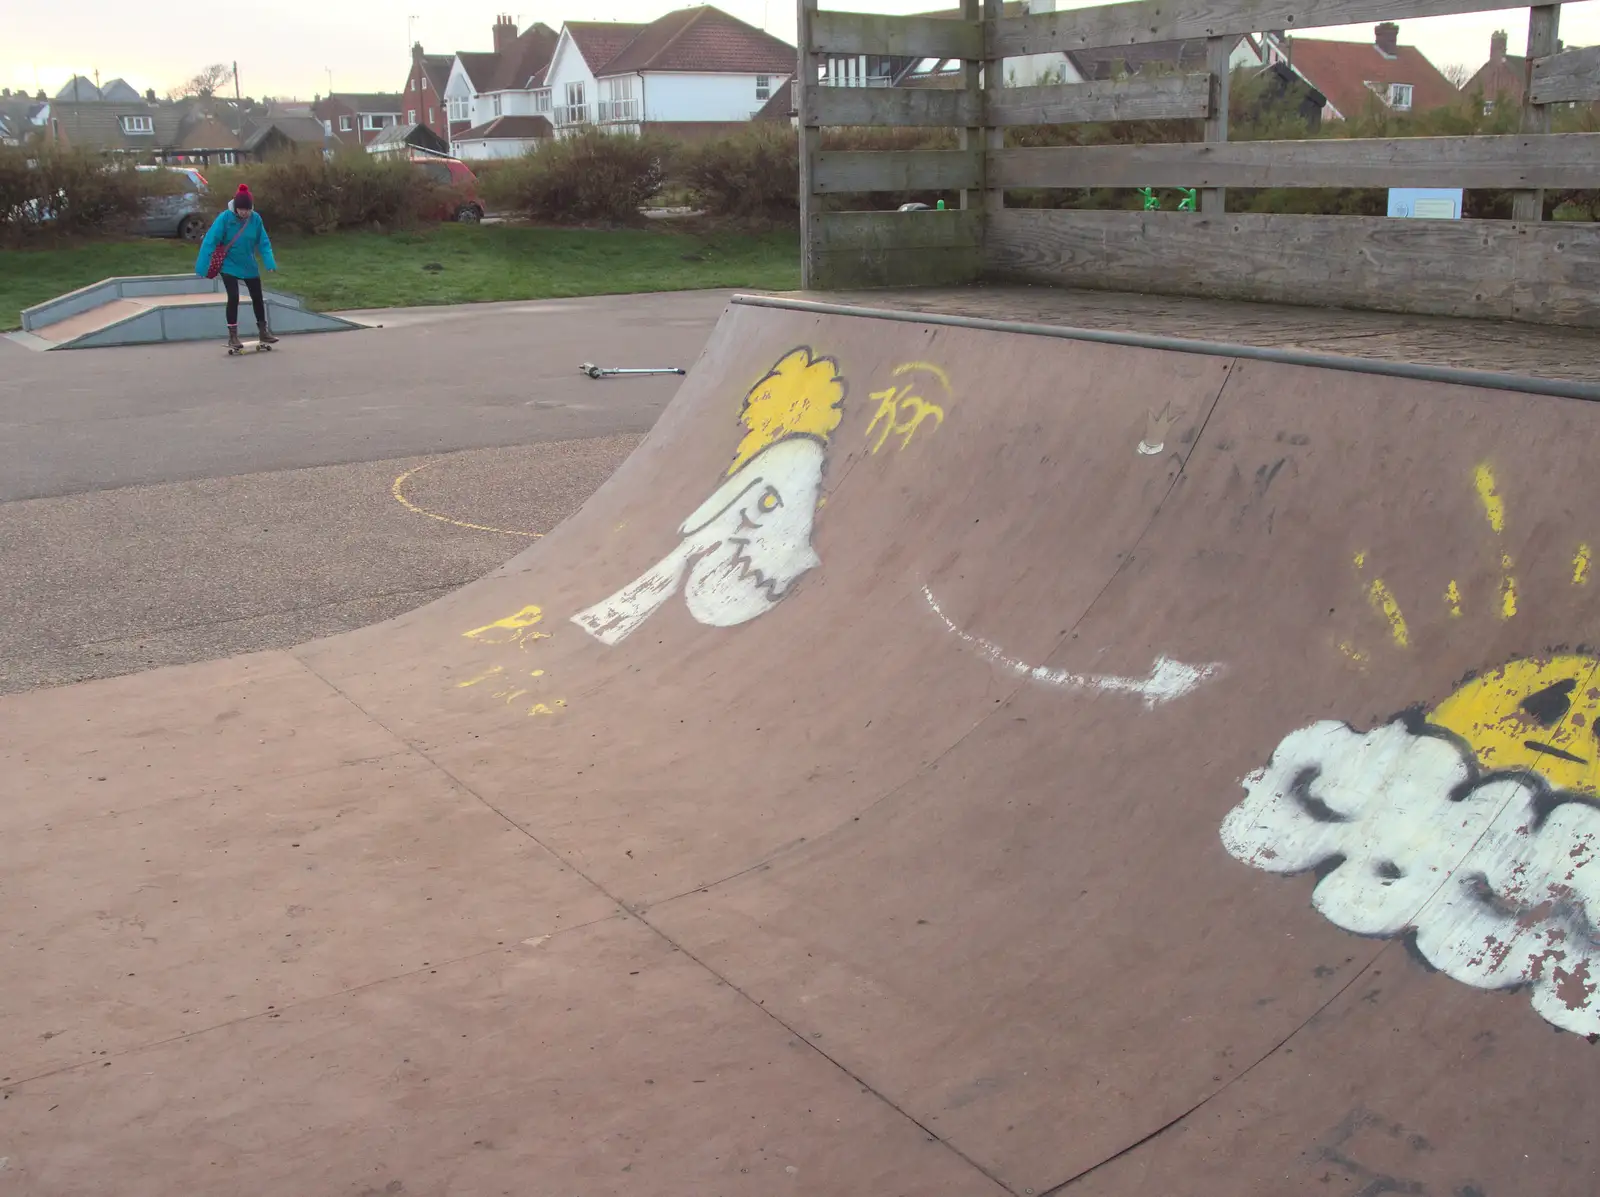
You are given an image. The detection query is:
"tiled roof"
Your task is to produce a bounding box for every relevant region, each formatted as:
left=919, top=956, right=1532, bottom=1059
left=422, top=53, right=455, bottom=94
left=490, top=24, right=560, bottom=90
left=1279, top=34, right=1459, bottom=119
left=566, top=21, right=648, bottom=74
left=101, top=78, right=143, bottom=102
left=176, top=112, right=242, bottom=150
left=326, top=92, right=403, bottom=113
left=48, top=102, right=181, bottom=150
left=241, top=115, right=329, bottom=151
left=455, top=53, right=500, bottom=90
left=599, top=6, right=794, bottom=75
left=454, top=114, right=554, bottom=140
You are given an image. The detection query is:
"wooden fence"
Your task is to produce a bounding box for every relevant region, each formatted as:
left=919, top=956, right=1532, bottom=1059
left=797, top=0, right=1600, bottom=326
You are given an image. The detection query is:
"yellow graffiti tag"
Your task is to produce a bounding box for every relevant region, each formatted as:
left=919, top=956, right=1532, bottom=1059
left=729, top=348, right=846, bottom=473
left=1445, top=580, right=1462, bottom=617
left=1353, top=552, right=1409, bottom=648
left=866, top=386, right=945, bottom=454
left=456, top=665, right=506, bottom=688
left=529, top=700, right=568, bottom=717
left=1474, top=463, right=1505, bottom=533
left=1575, top=544, right=1592, bottom=586
left=1338, top=641, right=1370, bottom=667
left=865, top=361, right=951, bottom=455
left=1500, top=554, right=1518, bottom=619
left=1473, top=462, right=1518, bottom=620
left=463, top=604, right=550, bottom=649
left=1429, top=655, right=1600, bottom=795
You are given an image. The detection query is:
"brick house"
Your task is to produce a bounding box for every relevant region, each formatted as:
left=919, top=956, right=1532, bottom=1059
left=402, top=44, right=456, bottom=142
left=312, top=93, right=404, bottom=149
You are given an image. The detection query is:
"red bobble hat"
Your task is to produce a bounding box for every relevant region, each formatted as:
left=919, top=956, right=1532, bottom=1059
left=234, top=184, right=254, bottom=208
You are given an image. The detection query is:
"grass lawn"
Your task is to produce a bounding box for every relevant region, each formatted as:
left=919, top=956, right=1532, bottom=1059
left=0, top=222, right=800, bottom=330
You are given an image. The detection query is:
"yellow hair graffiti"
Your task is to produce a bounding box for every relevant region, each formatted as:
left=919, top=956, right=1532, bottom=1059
left=728, top=348, right=846, bottom=474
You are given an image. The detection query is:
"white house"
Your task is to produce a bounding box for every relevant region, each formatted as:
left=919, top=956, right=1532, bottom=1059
left=444, top=18, right=562, bottom=157
left=444, top=6, right=795, bottom=157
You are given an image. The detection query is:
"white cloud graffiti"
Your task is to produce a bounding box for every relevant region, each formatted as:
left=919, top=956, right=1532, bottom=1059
left=1222, top=719, right=1600, bottom=1036
left=923, top=585, right=1219, bottom=708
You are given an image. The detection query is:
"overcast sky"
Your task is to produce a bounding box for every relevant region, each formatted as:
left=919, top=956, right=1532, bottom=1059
left=5, top=0, right=1597, bottom=101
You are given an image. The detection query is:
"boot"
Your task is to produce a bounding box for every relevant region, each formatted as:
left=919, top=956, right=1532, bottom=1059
left=256, top=318, right=279, bottom=345
left=226, top=324, right=244, bottom=351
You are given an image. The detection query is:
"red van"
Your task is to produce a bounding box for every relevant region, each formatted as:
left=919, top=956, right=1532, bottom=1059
left=411, top=156, right=484, bottom=223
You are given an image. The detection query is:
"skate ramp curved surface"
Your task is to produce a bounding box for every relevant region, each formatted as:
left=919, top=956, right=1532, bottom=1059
left=5, top=296, right=1599, bottom=1195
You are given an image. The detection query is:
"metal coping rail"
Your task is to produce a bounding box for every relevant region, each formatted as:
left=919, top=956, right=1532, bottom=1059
left=730, top=294, right=1600, bottom=404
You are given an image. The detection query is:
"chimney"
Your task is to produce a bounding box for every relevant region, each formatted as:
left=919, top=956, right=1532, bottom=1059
left=1374, top=22, right=1400, bottom=57
left=1490, top=30, right=1507, bottom=63
left=413, top=41, right=425, bottom=69
left=493, top=14, right=517, bottom=56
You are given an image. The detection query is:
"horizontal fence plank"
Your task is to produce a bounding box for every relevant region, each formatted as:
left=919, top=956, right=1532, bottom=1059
left=991, top=133, right=1600, bottom=190
left=1529, top=45, right=1600, bottom=105
left=985, top=208, right=1600, bottom=327
left=810, top=209, right=983, bottom=287
left=811, top=207, right=982, bottom=250
left=813, top=149, right=983, bottom=193
left=989, top=74, right=1212, bottom=124
left=993, top=0, right=1524, bottom=57
left=804, top=84, right=977, bottom=127
left=811, top=10, right=981, bottom=59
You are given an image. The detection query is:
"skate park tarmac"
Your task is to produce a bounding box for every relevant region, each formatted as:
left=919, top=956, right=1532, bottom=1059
left=5, top=290, right=1600, bottom=1195
left=0, top=291, right=731, bottom=693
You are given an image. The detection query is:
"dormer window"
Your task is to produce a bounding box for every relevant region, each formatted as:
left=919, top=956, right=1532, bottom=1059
left=121, top=114, right=153, bottom=134
left=1389, top=83, right=1413, bottom=109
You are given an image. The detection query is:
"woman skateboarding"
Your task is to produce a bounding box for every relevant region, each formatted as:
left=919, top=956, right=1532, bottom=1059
left=196, top=184, right=278, bottom=353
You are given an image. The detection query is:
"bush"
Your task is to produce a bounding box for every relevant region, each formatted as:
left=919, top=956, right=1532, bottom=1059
left=203, top=152, right=439, bottom=234
left=681, top=124, right=798, bottom=219
left=0, top=145, right=151, bottom=240
left=488, top=130, right=668, bottom=223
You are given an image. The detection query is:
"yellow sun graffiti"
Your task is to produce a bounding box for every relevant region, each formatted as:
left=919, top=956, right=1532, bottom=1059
left=1344, top=461, right=1600, bottom=794
left=1429, top=655, right=1600, bottom=795
left=728, top=347, right=846, bottom=474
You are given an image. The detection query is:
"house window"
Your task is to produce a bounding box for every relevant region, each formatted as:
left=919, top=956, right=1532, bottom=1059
left=491, top=94, right=502, bottom=117
left=428, top=107, right=435, bottom=124
left=322, top=119, right=333, bottom=135
left=1389, top=83, right=1413, bottom=110
left=756, top=74, right=771, bottom=100
left=1483, top=99, right=1495, bottom=114
left=565, top=81, right=585, bottom=111
left=340, top=115, right=353, bottom=131
left=121, top=114, right=154, bottom=134
left=408, top=109, right=417, bottom=124
left=448, top=97, right=469, bottom=122
left=533, top=89, right=551, bottom=114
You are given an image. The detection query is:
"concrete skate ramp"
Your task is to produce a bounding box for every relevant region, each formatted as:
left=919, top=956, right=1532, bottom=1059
left=6, top=296, right=1600, bottom=1195
left=11, top=273, right=361, bottom=349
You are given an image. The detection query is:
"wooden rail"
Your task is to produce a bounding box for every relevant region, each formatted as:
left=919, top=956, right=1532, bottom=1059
left=797, top=0, right=1600, bottom=325
left=991, top=134, right=1600, bottom=190
left=1528, top=44, right=1600, bottom=105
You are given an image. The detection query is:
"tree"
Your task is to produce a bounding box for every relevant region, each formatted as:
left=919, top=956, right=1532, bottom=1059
left=1442, top=62, right=1474, bottom=90
left=169, top=63, right=235, bottom=100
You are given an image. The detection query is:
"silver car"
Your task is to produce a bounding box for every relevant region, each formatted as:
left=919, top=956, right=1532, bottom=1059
left=133, top=165, right=208, bottom=242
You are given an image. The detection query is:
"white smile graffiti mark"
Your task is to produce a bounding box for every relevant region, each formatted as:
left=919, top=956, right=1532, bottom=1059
left=923, top=585, right=1220, bottom=708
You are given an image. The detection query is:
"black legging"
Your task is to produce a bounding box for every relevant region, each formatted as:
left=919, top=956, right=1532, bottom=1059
left=221, top=273, right=265, bottom=327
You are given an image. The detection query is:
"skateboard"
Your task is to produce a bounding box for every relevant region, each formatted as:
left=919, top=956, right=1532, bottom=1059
left=227, top=340, right=275, bottom=356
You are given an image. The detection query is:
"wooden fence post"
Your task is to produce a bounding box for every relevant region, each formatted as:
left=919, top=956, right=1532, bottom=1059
left=959, top=0, right=982, bottom=212
left=983, top=0, right=1004, bottom=232
left=798, top=0, right=822, bottom=288
left=1514, top=4, right=1561, bottom=222
left=1200, top=36, right=1231, bottom=214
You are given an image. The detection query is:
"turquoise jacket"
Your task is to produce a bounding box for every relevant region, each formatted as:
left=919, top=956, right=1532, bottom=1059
left=195, top=204, right=276, bottom=279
